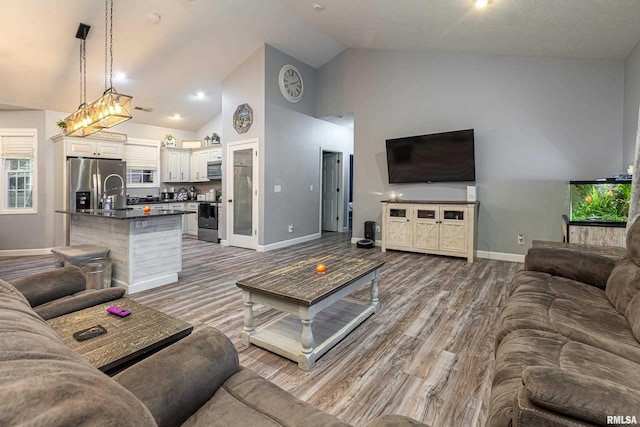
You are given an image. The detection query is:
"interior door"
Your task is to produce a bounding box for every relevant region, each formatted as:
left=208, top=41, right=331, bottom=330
left=227, top=139, right=259, bottom=249
left=322, top=152, right=340, bottom=232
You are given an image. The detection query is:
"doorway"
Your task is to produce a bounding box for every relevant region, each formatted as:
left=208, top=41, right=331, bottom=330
left=321, top=151, right=342, bottom=232
left=226, top=139, right=259, bottom=249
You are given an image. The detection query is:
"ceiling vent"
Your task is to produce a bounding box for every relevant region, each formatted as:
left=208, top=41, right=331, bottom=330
left=134, top=106, right=154, bottom=112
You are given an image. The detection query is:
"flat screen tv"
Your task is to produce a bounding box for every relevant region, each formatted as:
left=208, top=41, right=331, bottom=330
left=385, top=129, right=475, bottom=183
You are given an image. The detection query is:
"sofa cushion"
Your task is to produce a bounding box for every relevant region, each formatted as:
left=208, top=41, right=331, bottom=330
left=183, top=369, right=350, bottom=427
left=0, top=279, right=156, bottom=427
left=522, top=366, right=640, bottom=426
left=626, top=292, right=640, bottom=343
left=509, top=271, right=611, bottom=307
left=495, top=285, right=640, bottom=363
left=524, top=247, right=615, bottom=289
left=9, top=266, right=86, bottom=307
left=489, top=329, right=640, bottom=427
left=605, top=257, right=640, bottom=315
left=626, top=216, right=640, bottom=266
left=35, top=287, right=125, bottom=320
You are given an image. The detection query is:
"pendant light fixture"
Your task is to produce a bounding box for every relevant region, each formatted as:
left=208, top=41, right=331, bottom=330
left=64, top=24, right=103, bottom=137
left=87, top=0, right=132, bottom=129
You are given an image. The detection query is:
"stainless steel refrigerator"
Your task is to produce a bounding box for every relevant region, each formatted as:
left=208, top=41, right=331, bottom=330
left=68, top=158, right=127, bottom=211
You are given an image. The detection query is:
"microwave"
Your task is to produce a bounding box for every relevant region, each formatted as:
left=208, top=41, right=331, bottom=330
left=207, top=160, right=222, bottom=180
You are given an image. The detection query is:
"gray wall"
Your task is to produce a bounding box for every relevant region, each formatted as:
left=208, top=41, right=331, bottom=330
left=219, top=46, right=266, bottom=242
left=317, top=49, right=624, bottom=255
left=624, top=40, right=640, bottom=167
left=263, top=46, right=352, bottom=247
left=0, top=110, right=50, bottom=250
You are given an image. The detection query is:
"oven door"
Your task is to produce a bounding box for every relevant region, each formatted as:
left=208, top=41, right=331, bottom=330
left=198, top=203, right=218, bottom=229
left=207, top=161, right=222, bottom=180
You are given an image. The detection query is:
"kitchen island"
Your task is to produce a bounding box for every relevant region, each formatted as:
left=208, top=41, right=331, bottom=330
left=56, top=207, right=196, bottom=294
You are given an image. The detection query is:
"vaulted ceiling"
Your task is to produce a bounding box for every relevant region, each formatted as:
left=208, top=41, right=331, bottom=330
left=1, top=0, right=639, bottom=131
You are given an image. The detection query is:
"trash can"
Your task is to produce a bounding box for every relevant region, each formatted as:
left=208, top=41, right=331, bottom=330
left=80, top=257, right=112, bottom=290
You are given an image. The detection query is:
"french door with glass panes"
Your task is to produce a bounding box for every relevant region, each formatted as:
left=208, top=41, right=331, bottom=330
left=226, top=139, right=259, bottom=249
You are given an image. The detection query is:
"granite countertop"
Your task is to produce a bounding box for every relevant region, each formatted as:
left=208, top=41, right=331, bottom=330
left=127, top=199, right=217, bottom=205
left=55, top=208, right=197, bottom=220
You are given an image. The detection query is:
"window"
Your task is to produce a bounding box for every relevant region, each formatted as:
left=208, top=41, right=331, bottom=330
left=126, top=168, right=156, bottom=184
left=123, top=139, right=159, bottom=188
left=0, top=129, right=37, bottom=214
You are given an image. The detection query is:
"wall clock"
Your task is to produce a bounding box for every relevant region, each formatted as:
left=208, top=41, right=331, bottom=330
left=279, top=64, right=303, bottom=103
left=233, top=103, right=253, bottom=134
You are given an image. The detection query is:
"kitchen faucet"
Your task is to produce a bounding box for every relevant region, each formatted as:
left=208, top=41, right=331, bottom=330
left=102, top=173, right=125, bottom=209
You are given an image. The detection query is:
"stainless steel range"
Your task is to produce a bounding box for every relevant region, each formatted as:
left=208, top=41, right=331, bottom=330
left=198, top=202, right=219, bottom=243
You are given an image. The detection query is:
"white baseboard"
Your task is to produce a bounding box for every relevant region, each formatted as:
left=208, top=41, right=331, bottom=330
left=258, top=233, right=321, bottom=252
left=220, top=239, right=229, bottom=246
left=118, top=273, right=178, bottom=295
left=476, top=250, right=525, bottom=263
left=0, top=247, right=53, bottom=257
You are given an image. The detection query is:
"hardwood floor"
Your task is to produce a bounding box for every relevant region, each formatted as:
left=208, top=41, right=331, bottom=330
left=0, top=233, right=522, bottom=427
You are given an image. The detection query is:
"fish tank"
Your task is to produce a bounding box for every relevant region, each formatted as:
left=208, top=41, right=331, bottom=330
left=568, top=179, right=631, bottom=223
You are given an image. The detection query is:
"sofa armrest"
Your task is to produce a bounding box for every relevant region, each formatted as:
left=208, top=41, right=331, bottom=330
left=113, top=327, right=240, bottom=427
left=522, top=366, right=640, bottom=425
left=34, top=288, right=125, bottom=320
left=363, top=414, right=429, bottom=427
left=524, top=247, right=616, bottom=289
left=9, top=266, right=86, bottom=307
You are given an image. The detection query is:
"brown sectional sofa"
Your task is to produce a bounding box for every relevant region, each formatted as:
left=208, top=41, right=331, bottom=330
left=0, top=269, right=427, bottom=427
left=488, top=220, right=640, bottom=426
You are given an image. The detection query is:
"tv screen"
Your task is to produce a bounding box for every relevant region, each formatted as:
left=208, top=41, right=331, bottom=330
left=385, top=129, right=475, bottom=183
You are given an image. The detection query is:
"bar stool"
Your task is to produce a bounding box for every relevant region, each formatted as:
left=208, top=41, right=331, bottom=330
left=50, top=245, right=110, bottom=268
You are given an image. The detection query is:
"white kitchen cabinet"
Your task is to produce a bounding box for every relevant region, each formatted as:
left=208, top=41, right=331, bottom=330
left=381, top=201, right=478, bottom=262
left=161, top=149, right=190, bottom=182
left=210, top=148, right=222, bottom=161
left=65, top=139, right=124, bottom=159
left=190, top=150, right=209, bottom=182
left=186, top=202, right=199, bottom=236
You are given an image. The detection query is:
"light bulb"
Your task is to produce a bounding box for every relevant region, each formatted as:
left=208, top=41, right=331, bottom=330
left=473, top=0, right=491, bottom=7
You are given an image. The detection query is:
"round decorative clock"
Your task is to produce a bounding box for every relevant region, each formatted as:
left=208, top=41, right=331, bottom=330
left=233, top=103, right=253, bottom=134
left=279, top=64, right=303, bottom=103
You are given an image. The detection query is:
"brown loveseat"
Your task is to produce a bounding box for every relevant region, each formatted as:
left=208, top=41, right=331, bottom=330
left=0, top=273, right=426, bottom=427
left=487, top=220, right=640, bottom=426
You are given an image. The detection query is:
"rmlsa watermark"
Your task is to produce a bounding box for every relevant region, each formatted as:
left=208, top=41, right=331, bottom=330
left=607, top=415, right=638, bottom=425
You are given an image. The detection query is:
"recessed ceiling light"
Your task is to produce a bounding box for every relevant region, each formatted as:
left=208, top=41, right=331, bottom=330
left=195, top=91, right=205, bottom=99
left=148, top=12, right=162, bottom=24
left=171, top=114, right=181, bottom=119
left=472, top=0, right=492, bottom=7
left=114, top=71, right=127, bottom=80
left=312, top=3, right=325, bottom=12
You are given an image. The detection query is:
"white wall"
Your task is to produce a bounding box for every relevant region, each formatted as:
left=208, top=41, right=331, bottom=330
left=317, top=49, right=624, bottom=255
left=624, top=40, right=640, bottom=167
left=195, top=113, right=222, bottom=142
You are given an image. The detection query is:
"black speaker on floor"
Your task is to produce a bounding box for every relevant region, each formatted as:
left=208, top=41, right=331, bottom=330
left=364, top=221, right=376, bottom=240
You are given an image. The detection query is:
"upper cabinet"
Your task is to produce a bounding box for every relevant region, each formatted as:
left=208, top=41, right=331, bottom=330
left=190, top=148, right=221, bottom=182
left=65, top=139, right=124, bottom=159
left=124, top=138, right=160, bottom=188
left=161, top=148, right=190, bottom=182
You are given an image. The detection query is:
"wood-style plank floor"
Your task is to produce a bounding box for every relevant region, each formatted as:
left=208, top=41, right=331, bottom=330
left=0, top=233, right=522, bottom=427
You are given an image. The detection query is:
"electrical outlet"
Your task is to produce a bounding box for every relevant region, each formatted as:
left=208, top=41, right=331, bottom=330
left=517, top=234, right=525, bottom=245
left=288, top=225, right=294, bottom=233
left=376, top=225, right=381, bottom=233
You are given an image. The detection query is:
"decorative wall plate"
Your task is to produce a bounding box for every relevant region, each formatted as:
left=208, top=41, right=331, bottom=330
left=233, top=103, right=253, bottom=134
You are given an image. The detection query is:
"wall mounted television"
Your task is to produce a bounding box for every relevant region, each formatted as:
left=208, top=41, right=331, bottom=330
left=385, top=129, right=475, bottom=183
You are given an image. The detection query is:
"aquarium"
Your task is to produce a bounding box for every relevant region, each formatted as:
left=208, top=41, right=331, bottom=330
left=569, top=179, right=631, bottom=223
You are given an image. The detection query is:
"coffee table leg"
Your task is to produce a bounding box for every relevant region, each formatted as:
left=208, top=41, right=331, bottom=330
left=370, top=269, right=381, bottom=312
left=242, top=290, right=255, bottom=346
left=299, top=306, right=316, bottom=370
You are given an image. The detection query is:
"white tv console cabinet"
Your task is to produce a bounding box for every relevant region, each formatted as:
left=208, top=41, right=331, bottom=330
left=381, top=200, right=479, bottom=262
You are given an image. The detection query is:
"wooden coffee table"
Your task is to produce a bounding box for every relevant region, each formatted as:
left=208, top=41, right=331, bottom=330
left=236, top=254, right=384, bottom=370
left=46, top=298, right=192, bottom=374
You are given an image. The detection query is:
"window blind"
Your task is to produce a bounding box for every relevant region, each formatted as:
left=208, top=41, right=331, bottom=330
left=124, top=144, right=157, bottom=169
left=1, top=133, right=36, bottom=159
